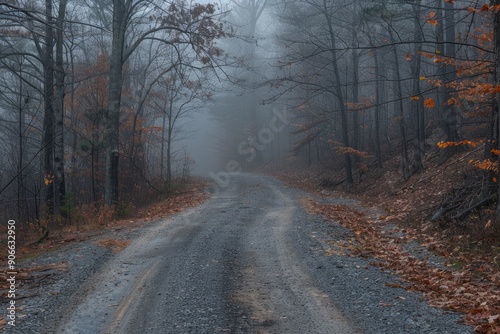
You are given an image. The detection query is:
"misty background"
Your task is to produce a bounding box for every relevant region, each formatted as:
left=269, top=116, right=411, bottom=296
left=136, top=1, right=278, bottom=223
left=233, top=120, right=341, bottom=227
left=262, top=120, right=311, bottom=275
left=0, top=0, right=495, bottom=225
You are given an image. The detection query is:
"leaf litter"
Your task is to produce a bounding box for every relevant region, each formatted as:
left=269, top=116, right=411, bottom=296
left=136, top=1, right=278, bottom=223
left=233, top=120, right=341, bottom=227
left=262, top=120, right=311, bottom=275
left=259, top=152, right=500, bottom=333
left=303, top=200, right=500, bottom=333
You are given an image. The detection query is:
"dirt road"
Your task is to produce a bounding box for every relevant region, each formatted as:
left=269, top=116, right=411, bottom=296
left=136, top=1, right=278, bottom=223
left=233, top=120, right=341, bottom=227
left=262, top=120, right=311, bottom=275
left=51, top=174, right=355, bottom=333
left=11, top=174, right=472, bottom=333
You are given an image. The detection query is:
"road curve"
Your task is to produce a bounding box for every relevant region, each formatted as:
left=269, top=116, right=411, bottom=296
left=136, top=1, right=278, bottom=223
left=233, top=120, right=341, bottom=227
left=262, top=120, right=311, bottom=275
left=52, top=174, right=359, bottom=334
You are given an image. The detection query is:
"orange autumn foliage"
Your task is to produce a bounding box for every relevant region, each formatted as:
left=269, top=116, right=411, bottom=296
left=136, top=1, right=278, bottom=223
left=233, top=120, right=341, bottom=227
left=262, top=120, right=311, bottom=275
left=437, top=140, right=480, bottom=149
left=421, top=13, right=499, bottom=178
left=424, top=97, right=435, bottom=108
left=70, top=53, right=109, bottom=114
left=470, top=159, right=499, bottom=173
left=327, top=140, right=372, bottom=158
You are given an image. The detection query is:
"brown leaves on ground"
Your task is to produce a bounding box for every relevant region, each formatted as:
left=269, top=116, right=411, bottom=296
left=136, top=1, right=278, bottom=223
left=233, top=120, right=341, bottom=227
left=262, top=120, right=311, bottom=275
left=304, top=200, right=500, bottom=333
left=103, top=181, right=208, bottom=231
left=0, top=262, right=68, bottom=292
left=261, top=149, right=500, bottom=333
left=4, top=180, right=209, bottom=264
left=132, top=182, right=208, bottom=222
left=0, top=262, right=68, bottom=330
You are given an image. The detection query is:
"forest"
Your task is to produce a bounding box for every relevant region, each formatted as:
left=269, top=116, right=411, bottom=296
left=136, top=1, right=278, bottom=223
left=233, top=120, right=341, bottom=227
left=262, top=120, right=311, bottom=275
left=1, top=0, right=500, bottom=233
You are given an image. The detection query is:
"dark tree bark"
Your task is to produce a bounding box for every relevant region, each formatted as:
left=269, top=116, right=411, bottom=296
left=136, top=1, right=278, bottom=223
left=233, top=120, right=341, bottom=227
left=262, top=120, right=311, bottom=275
left=159, top=86, right=176, bottom=188
left=102, top=0, right=224, bottom=205
left=351, top=28, right=361, bottom=174
left=166, top=103, right=173, bottom=187
left=322, top=0, right=353, bottom=185
left=42, top=0, right=55, bottom=213
left=493, top=0, right=500, bottom=221
left=373, top=46, right=383, bottom=169
left=436, top=0, right=459, bottom=162
left=387, top=24, right=410, bottom=179
left=104, top=0, right=127, bottom=206
left=53, top=0, right=67, bottom=215
left=443, top=0, right=459, bottom=144
left=410, top=1, right=425, bottom=173
left=17, top=59, right=27, bottom=223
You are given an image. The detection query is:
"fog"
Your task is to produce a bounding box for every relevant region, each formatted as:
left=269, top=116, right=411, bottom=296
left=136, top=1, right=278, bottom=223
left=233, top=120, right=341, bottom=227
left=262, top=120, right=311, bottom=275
left=173, top=0, right=291, bottom=180
left=0, top=0, right=491, bottom=219
left=174, top=108, right=220, bottom=177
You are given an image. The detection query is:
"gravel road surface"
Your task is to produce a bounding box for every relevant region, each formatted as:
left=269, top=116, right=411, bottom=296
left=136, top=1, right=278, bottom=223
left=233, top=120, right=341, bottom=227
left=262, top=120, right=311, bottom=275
left=4, top=173, right=473, bottom=333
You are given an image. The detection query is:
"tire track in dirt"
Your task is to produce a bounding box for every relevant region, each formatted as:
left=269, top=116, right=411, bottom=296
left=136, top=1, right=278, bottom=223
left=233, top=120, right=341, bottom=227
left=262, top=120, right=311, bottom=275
left=230, top=184, right=357, bottom=334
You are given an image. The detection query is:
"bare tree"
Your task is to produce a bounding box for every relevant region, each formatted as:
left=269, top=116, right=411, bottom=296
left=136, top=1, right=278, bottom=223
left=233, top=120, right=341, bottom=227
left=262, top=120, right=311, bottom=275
left=493, top=0, right=500, bottom=221
left=53, top=0, right=68, bottom=215
left=103, top=0, right=225, bottom=205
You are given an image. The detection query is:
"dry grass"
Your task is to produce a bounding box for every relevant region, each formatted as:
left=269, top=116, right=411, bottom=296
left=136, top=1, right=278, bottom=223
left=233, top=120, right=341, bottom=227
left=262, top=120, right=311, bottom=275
left=0, top=179, right=209, bottom=264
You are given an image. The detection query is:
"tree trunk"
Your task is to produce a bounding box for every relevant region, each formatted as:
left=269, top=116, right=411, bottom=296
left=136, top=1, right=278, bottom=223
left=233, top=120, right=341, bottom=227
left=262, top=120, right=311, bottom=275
left=160, top=102, right=167, bottom=181
left=129, top=97, right=148, bottom=170
left=351, top=48, right=360, bottom=168
left=17, top=59, right=26, bottom=223
left=436, top=0, right=446, bottom=135
left=53, top=0, right=67, bottom=216
left=411, top=1, right=425, bottom=173
left=373, top=47, right=383, bottom=169
left=323, top=0, right=353, bottom=185
left=443, top=0, right=459, bottom=143
left=166, top=100, right=174, bottom=188
left=436, top=0, right=459, bottom=163
left=68, top=30, right=78, bottom=206
left=42, top=0, right=55, bottom=214
left=104, top=0, right=126, bottom=206
left=493, top=0, right=500, bottom=222
left=388, top=25, right=410, bottom=180
left=91, top=144, right=97, bottom=203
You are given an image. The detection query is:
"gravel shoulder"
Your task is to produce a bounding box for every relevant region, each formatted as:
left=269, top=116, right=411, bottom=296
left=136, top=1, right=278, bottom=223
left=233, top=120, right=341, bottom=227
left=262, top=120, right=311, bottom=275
left=1, top=173, right=474, bottom=333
